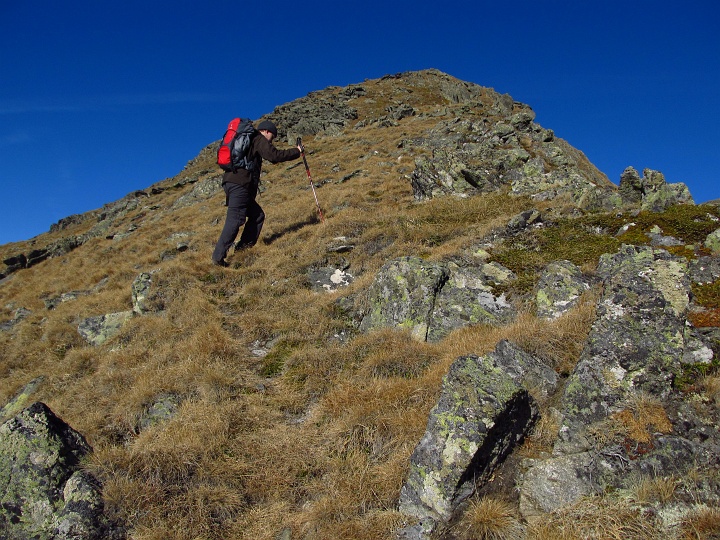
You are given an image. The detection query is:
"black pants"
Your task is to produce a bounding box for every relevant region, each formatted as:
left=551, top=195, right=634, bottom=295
left=212, top=182, right=265, bottom=262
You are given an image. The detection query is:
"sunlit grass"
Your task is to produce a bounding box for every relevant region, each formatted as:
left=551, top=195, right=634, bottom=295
left=1, top=72, right=718, bottom=540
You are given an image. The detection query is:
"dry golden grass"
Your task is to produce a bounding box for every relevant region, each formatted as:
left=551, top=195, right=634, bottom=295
left=526, top=496, right=663, bottom=540
left=456, top=497, right=524, bottom=540
left=511, top=289, right=599, bottom=375
left=1, top=72, right=708, bottom=540
left=677, top=506, right=720, bottom=540
left=630, top=474, right=678, bottom=504
left=701, top=375, right=720, bottom=406
left=518, top=408, right=561, bottom=458
left=688, top=307, right=720, bottom=328
left=621, top=391, right=674, bottom=443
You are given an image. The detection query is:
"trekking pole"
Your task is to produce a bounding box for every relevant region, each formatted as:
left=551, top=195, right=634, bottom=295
left=297, top=137, right=325, bottom=224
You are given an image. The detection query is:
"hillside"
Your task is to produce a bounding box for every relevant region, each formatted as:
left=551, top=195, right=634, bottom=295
left=1, top=69, right=719, bottom=540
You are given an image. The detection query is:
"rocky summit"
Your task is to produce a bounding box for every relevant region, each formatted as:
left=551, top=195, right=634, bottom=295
left=1, top=69, right=719, bottom=540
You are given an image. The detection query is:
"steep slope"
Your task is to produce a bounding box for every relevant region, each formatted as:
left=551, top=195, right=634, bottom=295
left=1, top=70, right=718, bottom=540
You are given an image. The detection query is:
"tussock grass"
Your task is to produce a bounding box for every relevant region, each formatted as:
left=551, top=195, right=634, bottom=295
left=677, top=507, right=720, bottom=540
left=518, top=408, right=561, bottom=458
left=456, top=497, right=524, bottom=540
left=587, top=391, right=673, bottom=451
left=701, top=375, right=720, bottom=406
left=2, top=74, right=717, bottom=539
left=621, top=391, right=673, bottom=443
left=630, top=474, right=678, bottom=504
left=527, top=496, right=663, bottom=540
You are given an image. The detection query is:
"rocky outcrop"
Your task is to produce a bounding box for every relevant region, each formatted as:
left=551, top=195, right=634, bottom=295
left=171, top=175, right=222, bottom=209
left=428, top=262, right=515, bottom=342
left=398, top=348, right=538, bottom=538
left=131, top=271, right=158, bottom=315
left=78, top=310, right=133, bottom=346
left=1, top=235, right=83, bottom=280
left=535, top=260, right=591, bottom=319
left=0, top=402, right=120, bottom=539
left=619, top=166, right=694, bottom=211
left=392, top=243, right=719, bottom=533
left=519, top=244, right=720, bottom=523
left=407, top=82, right=616, bottom=207
left=359, top=256, right=515, bottom=342
left=490, top=339, right=559, bottom=402
left=558, top=245, right=689, bottom=451
left=265, top=90, right=359, bottom=142
left=360, top=257, right=449, bottom=341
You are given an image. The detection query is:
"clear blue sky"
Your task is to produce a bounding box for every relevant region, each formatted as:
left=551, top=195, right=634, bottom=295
left=1, top=1, right=718, bottom=245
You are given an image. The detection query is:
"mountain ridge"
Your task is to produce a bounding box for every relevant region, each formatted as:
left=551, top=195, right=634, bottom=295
left=1, top=69, right=719, bottom=540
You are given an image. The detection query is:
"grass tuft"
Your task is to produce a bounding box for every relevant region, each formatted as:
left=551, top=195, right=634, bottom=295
left=456, top=497, right=524, bottom=540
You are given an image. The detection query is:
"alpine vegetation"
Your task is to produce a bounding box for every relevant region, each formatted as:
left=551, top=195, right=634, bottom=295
left=1, top=70, right=719, bottom=540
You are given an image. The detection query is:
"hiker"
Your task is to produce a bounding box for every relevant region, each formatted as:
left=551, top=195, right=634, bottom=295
left=212, top=120, right=302, bottom=267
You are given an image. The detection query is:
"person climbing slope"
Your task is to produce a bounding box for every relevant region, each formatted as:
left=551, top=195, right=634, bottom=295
left=212, top=120, right=302, bottom=267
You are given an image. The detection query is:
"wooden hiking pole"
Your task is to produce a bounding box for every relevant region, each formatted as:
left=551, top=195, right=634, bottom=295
left=297, top=138, right=325, bottom=223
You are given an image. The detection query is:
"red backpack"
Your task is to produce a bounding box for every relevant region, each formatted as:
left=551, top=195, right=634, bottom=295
left=217, top=118, right=256, bottom=172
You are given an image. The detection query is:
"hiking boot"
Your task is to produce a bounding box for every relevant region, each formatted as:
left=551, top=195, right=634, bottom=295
left=212, top=259, right=229, bottom=268
left=235, top=242, right=255, bottom=252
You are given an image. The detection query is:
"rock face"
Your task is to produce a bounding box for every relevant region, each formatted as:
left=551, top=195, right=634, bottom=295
left=519, top=244, right=720, bottom=521
left=619, top=166, right=694, bottom=211
left=0, top=402, right=117, bottom=539
left=360, top=257, right=449, bottom=341
left=559, top=245, right=689, bottom=451
left=399, top=350, right=538, bottom=537
left=405, top=73, right=616, bottom=208
left=360, top=256, right=515, bottom=342
left=535, top=260, right=591, bottom=319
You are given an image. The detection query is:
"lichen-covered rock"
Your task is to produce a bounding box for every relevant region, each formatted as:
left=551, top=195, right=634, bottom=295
left=427, top=263, right=515, bottom=342
left=506, top=209, right=542, bottom=234
left=172, top=175, right=222, bottom=209
left=131, top=271, right=166, bottom=315
left=0, top=376, right=45, bottom=422
left=704, top=227, right=720, bottom=255
left=619, top=167, right=694, bottom=211
left=519, top=453, right=600, bottom=520
left=398, top=354, right=538, bottom=535
left=643, top=180, right=694, bottom=212
left=137, top=394, right=181, bottom=431
left=557, top=245, right=689, bottom=452
left=0, top=402, right=115, bottom=539
left=307, top=266, right=354, bottom=293
left=77, top=310, right=133, bottom=346
left=409, top=110, right=613, bottom=205
left=360, top=257, right=515, bottom=342
left=618, top=166, right=645, bottom=204
left=132, top=272, right=154, bottom=315
left=489, top=340, right=559, bottom=401
left=359, top=257, right=448, bottom=341
left=690, top=255, right=720, bottom=284
left=519, top=244, right=720, bottom=521
left=55, top=470, right=109, bottom=540
left=535, top=260, right=590, bottom=319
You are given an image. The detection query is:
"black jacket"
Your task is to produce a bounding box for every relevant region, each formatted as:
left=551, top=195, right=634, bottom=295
left=222, top=132, right=301, bottom=186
